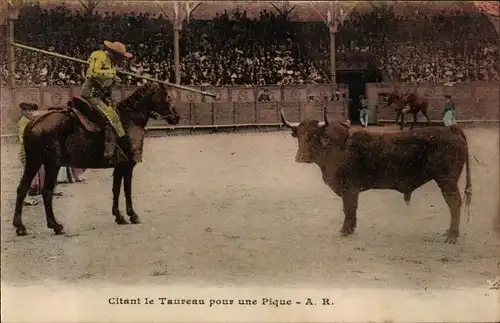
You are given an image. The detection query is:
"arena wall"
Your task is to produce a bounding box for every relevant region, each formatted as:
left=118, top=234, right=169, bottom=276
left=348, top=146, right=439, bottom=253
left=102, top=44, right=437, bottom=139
left=367, top=82, right=500, bottom=122
left=1, top=83, right=498, bottom=136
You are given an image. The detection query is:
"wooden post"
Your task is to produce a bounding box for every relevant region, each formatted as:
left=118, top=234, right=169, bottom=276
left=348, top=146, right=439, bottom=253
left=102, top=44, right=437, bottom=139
left=172, top=1, right=182, bottom=86
left=3, top=2, right=19, bottom=137
left=7, top=16, right=15, bottom=90
left=174, top=24, right=181, bottom=85
left=329, top=2, right=337, bottom=91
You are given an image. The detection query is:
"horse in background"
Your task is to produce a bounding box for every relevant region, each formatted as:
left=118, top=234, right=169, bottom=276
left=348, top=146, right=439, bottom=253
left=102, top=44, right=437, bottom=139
left=387, top=92, right=431, bottom=129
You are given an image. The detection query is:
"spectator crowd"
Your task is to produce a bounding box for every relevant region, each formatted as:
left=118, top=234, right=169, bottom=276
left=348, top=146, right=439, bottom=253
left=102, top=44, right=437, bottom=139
left=2, top=3, right=499, bottom=87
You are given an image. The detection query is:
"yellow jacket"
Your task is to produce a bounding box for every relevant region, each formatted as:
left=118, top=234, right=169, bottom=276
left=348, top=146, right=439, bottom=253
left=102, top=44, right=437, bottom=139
left=18, top=115, right=31, bottom=164
left=81, top=50, right=117, bottom=99
left=86, top=50, right=116, bottom=80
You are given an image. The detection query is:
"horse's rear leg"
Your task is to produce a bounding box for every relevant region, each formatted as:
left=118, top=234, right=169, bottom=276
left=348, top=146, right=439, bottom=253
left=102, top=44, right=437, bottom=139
left=42, top=162, right=65, bottom=235
left=421, top=109, right=431, bottom=126
left=112, top=166, right=127, bottom=225
left=13, top=159, right=43, bottom=236
left=410, top=112, right=418, bottom=129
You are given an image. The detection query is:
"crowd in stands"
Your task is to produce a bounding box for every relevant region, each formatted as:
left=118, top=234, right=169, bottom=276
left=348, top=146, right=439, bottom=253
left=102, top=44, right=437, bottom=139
left=2, top=3, right=499, bottom=87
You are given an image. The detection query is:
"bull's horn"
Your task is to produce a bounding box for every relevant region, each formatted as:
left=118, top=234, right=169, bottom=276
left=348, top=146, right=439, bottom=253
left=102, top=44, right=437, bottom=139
left=280, top=108, right=299, bottom=128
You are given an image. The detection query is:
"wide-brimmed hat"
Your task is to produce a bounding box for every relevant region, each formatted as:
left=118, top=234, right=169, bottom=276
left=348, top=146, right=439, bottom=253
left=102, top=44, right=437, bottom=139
left=104, top=41, right=133, bottom=58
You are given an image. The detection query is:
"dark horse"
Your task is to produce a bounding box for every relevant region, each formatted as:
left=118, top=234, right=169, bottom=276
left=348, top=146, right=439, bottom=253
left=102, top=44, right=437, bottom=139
left=387, top=92, right=431, bottom=130
left=13, top=82, right=180, bottom=236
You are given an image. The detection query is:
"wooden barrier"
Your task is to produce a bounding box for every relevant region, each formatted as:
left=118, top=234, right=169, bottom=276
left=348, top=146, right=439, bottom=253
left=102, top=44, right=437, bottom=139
left=367, top=82, right=500, bottom=123
left=1, top=83, right=498, bottom=137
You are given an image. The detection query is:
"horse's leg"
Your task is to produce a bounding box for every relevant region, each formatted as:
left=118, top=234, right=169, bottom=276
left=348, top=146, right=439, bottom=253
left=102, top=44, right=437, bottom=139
left=42, top=161, right=65, bottom=235
left=112, top=165, right=127, bottom=224
left=13, top=158, right=43, bottom=236
left=410, top=112, right=418, bottom=129
left=124, top=163, right=140, bottom=224
left=400, top=112, right=406, bottom=130
left=421, top=107, right=431, bottom=126
left=395, top=111, right=401, bottom=124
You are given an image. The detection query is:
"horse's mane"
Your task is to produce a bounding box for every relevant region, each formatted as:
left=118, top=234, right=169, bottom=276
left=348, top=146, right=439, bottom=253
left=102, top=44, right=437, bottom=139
left=117, top=82, right=166, bottom=111
left=114, top=82, right=167, bottom=125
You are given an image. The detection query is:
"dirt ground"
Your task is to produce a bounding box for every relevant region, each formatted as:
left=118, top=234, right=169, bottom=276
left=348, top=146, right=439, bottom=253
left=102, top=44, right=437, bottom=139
left=1, top=126, right=499, bottom=290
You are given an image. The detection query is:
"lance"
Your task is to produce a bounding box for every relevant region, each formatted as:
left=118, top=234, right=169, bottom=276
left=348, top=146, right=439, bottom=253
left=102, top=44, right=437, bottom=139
left=11, top=42, right=217, bottom=98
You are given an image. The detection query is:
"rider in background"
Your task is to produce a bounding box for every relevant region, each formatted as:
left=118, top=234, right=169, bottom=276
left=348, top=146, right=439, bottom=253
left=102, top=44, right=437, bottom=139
left=80, top=40, right=133, bottom=163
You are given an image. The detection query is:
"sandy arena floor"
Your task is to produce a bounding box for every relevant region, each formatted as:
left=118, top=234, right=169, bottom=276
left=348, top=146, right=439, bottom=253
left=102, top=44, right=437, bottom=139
left=1, top=126, right=499, bottom=290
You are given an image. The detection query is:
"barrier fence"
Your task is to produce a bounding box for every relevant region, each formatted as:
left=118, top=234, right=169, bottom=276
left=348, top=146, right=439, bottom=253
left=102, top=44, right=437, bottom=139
left=1, top=83, right=499, bottom=135
left=368, top=82, right=500, bottom=122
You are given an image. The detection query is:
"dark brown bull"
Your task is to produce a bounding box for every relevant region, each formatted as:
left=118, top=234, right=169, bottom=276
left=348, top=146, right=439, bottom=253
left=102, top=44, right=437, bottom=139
left=387, top=92, right=431, bottom=130
left=280, top=109, right=472, bottom=244
left=13, top=82, right=180, bottom=236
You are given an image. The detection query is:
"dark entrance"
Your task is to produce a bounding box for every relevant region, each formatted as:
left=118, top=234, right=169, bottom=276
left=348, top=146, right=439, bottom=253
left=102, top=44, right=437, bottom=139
left=337, top=70, right=367, bottom=124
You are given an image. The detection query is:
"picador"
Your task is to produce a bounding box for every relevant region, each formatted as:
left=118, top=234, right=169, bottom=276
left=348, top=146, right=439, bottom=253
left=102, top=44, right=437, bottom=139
left=80, top=40, right=133, bottom=162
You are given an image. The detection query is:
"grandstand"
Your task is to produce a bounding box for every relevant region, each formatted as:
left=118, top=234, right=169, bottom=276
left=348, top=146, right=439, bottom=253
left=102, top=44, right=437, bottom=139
left=3, top=1, right=498, bottom=86
left=1, top=1, right=499, bottom=129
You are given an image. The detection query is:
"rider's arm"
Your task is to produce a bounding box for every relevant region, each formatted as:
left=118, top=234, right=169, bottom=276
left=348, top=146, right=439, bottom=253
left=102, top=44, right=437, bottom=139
left=87, top=51, right=116, bottom=80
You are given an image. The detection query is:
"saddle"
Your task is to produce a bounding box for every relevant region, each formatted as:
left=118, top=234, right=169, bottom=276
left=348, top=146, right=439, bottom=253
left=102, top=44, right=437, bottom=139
left=28, top=96, right=103, bottom=133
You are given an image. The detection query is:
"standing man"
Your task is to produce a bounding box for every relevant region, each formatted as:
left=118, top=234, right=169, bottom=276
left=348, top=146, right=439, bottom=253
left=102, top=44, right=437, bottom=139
left=80, top=40, right=133, bottom=163
left=442, top=94, right=456, bottom=126
left=359, top=95, right=369, bottom=128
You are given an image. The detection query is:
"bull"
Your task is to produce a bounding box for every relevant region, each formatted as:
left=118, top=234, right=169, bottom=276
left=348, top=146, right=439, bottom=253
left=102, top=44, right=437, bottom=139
left=280, top=109, right=472, bottom=244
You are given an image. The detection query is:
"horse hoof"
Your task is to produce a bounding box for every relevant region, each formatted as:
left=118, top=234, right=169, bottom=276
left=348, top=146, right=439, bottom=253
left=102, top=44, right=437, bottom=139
left=52, top=224, right=65, bottom=235
left=16, top=228, right=28, bottom=236
left=130, top=216, right=141, bottom=224
left=115, top=217, right=128, bottom=225
left=445, top=236, right=458, bottom=244
left=339, top=228, right=354, bottom=236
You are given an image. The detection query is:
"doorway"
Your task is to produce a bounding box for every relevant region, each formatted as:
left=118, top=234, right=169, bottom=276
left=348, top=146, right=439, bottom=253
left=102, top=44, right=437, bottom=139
left=337, top=70, right=367, bottom=124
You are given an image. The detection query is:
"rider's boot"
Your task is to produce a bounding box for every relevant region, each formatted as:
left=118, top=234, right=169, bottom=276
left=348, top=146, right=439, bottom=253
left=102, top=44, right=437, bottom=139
left=104, top=125, right=119, bottom=162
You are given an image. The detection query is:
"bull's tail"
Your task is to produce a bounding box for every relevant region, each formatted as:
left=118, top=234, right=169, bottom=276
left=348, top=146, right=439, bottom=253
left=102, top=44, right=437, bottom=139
left=458, top=128, right=472, bottom=208
left=464, top=150, right=472, bottom=208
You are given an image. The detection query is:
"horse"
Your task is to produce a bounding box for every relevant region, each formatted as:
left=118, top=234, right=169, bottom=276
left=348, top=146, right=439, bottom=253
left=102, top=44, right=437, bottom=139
left=387, top=92, right=431, bottom=130
left=13, top=82, right=180, bottom=237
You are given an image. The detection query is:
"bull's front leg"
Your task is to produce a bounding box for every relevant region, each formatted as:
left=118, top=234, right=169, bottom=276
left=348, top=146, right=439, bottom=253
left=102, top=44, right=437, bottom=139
left=340, top=190, right=359, bottom=236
